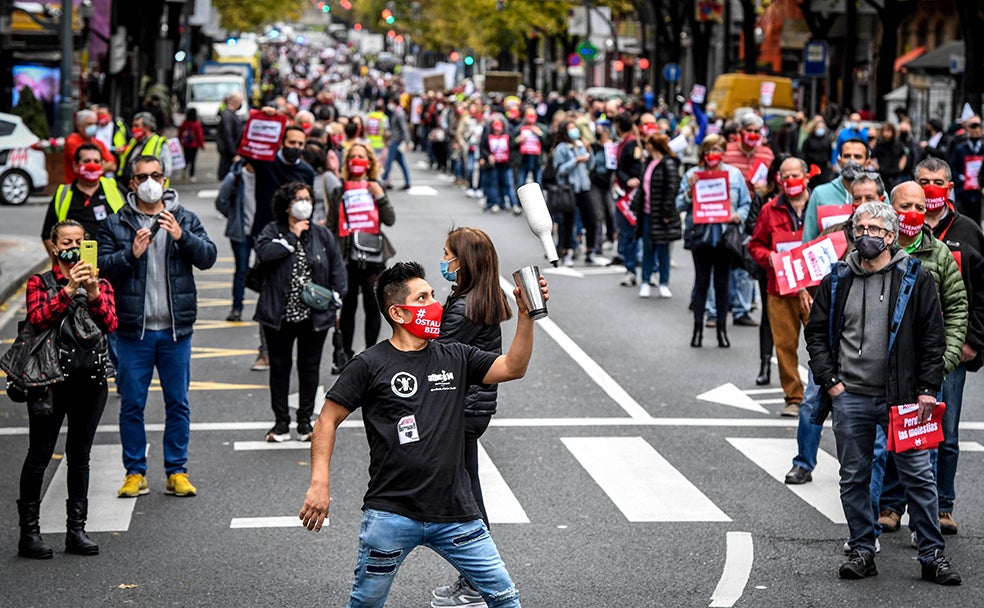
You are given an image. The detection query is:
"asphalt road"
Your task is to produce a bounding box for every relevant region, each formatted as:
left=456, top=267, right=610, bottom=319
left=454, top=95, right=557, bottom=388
left=1, top=152, right=982, bottom=607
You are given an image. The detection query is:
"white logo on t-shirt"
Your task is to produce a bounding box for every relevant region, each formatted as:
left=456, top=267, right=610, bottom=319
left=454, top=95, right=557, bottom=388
left=390, top=372, right=418, bottom=398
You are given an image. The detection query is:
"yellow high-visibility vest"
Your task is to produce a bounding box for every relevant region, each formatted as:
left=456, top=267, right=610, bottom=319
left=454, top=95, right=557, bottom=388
left=54, top=177, right=126, bottom=221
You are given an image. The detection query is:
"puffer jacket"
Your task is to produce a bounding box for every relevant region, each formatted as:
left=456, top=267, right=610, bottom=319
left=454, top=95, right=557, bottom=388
left=214, top=160, right=247, bottom=242
left=253, top=221, right=348, bottom=333
left=97, top=190, right=217, bottom=340
left=631, top=155, right=682, bottom=244
left=906, top=225, right=968, bottom=373
left=437, top=293, right=501, bottom=416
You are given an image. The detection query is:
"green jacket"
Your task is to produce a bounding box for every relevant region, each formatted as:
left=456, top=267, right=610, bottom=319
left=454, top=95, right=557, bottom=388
left=906, top=226, right=967, bottom=373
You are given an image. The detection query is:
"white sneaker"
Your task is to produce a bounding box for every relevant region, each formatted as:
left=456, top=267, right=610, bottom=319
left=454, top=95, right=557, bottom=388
left=466, top=189, right=479, bottom=198
left=489, top=204, right=501, bottom=213
left=842, top=538, right=880, bottom=554
left=619, top=272, right=637, bottom=287
left=658, top=285, right=673, bottom=298
left=563, top=252, right=574, bottom=267
left=512, top=206, right=523, bottom=215
left=649, top=276, right=657, bottom=286
left=639, top=283, right=651, bottom=298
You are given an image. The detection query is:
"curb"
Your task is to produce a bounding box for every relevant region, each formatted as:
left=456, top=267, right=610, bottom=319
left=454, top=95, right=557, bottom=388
left=0, top=256, right=50, bottom=309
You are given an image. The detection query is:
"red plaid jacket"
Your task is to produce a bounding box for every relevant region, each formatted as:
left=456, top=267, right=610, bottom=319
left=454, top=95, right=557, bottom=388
left=26, top=266, right=118, bottom=333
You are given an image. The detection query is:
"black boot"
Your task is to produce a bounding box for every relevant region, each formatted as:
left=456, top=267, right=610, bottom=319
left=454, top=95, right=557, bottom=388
left=65, top=498, right=98, bottom=556
left=756, top=356, right=771, bottom=385
left=690, top=323, right=703, bottom=348
left=717, top=326, right=731, bottom=348
left=17, top=499, right=53, bottom=559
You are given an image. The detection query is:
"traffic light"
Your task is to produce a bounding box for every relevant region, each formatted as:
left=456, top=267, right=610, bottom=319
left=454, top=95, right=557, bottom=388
left=613, top=60, right=624, bottom=72
left=353, top=22, right=362, bottom=31
left=449, top=51, right=461, bottom=62
left=382, top=8, right=395, bottom=24
left=322, top=4, right=330, bottom=12
left=463, top=55, right=475, bottom=66
left=638, top=58, right=650, bottom=70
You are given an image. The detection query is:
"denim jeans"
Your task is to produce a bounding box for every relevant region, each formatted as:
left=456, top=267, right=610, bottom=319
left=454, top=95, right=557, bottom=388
left=831, top=391, right=944, bottom=564
left=730, top=268, right=754, bottom=317
left=639, top=215, right=656, bottom=282
left=792, top=371, right=823, bottom=471
left=230, top=236, right=254, bottom=312
left=117, top=331, right=193, bottom=476
left=347, top=509, right=520, bottom=608
left=616, top=211, right=639, bottom=272
left=517, top=154, right=541, bottom=185
left=382, top=141, right=410, bottom=186
left=487, top=164, right=518, bottom=209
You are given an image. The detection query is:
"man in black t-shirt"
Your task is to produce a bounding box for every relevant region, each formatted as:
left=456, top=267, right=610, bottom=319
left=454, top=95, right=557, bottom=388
left=299, top=262, right=546, bottom=608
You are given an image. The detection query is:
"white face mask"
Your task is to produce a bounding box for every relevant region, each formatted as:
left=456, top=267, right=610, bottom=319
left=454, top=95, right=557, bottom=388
left=290, top=199, right=313, bottom=220
left=137, top=179, right=164, bottom=203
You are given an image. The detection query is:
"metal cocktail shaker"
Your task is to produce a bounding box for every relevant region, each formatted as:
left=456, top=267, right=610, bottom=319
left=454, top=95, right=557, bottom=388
left=512, top=265, right=548, bottom=321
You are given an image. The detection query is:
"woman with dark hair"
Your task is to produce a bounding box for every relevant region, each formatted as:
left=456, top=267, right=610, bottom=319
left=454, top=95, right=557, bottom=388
left=631, top=133, right=682, bottom=298
left=327, top=143, right=396, bottom=369
left=870, top=121, right=907, bottom=190
left=550, top=120, right=598, bottom=265
left=177, top=108, right=205, bottom=182
left=676, top=134, right=751, bottom=347
left=17, top=219, right=117, bottom=558
left=430, top=226, right=513, bottom=604
left=254, top=181, right=347, bottom=442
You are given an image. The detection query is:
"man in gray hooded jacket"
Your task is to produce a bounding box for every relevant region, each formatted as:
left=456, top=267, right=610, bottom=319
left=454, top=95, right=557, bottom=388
left=804, top=201, right=961, bottom=585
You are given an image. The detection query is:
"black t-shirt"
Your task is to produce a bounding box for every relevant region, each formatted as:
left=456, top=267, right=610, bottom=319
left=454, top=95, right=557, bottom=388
left=326, top=340, right=498, bottom=522
left=41, top=181, right=124, bottom=240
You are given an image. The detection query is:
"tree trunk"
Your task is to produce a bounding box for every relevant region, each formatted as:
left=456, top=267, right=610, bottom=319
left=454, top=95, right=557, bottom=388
left=691, top=20, right=713, bottom=89
left=957, top=1, right=984, bottom=116
left=865, top=0, right=918, bottom=121
left=740, top=0, right=758, bottom=73
left=840, top=0, right=857, bottom=109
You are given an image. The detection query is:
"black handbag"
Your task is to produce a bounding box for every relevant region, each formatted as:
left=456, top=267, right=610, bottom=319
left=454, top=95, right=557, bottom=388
left=0, top=319, right=64, bottom=393
left=546, top=184, right=576, bottom=213
left=245, top=262, right=268, bottom=292
left=348, top=231, right=385, bottom=268
left=300, top=282, right=339, bottom=312
left=718, top=223, right=745, bottom=266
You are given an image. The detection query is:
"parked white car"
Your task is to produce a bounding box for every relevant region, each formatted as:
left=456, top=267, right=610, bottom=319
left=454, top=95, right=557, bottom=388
left=0, top=112, right=49, bottom=205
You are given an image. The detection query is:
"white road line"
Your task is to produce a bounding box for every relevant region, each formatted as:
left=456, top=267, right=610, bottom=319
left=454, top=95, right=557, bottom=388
left=406, top=185, right=438, bottom=195
left=40, top=445, right=133, bottom=533
left=756, top=398, right=787, bottom=405
left=959, top=441, right=984, bottom=452
left=196, top=189, right=219, bottom=199
left=0, top=416, right=842, bottom=437
left=477, top=441, right=529, bottom=524
left=230, top=516, right=308, bottom=529
left=697, top=383, right=770, bottom=414
left=709, top=531, right=754, bottom=608
left=726, top=438, right=845, bottom=524
left=740, top=388, right=784, bottom=395
left=562, top=437, right=731, bottom=522
left=235, top=441, right=309, bottom=450
left=499, top=275, right=651, bottom=420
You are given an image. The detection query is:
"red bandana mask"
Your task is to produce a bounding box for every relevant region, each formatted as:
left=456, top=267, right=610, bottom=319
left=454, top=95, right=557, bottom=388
left=704, top=152, right=723, bottom=167
left=78, top=162, right=103, bottom=182
left=397, top=302, right=443, bottom=340
left=898, top=210, right=925, bottom=238
left=781, top=176, right=807, bottom=198
left=741, top=132, right=761, bottom=148
left=348, top=157, right=370, bottom=177
left=640, top=123, right=659, bottom=138
left=922, top=184, right=949, bottom=212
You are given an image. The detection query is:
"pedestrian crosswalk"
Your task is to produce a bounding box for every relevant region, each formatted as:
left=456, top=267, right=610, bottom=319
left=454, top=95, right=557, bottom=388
left=36, top=433, right=984, bottom=532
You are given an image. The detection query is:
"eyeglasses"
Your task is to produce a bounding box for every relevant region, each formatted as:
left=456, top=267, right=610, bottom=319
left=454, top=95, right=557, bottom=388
left=133, top=172, right=164, bottom=183
left=969, top=123, right=982, bottom=129
left=853, top=225, right=889, bottom=238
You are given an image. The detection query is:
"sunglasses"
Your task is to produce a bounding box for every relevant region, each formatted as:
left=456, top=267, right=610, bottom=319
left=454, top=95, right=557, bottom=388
left=133, top=172, right=164, bottom=183
left=969, top=123, right=982, bottom=129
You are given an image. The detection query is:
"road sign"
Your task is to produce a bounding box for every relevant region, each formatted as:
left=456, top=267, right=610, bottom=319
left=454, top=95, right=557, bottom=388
left=662, top=63, right=681, bottom=83
left=802, top=40, right=827, bottom=78
left=950, top=54, right=965, bottom=75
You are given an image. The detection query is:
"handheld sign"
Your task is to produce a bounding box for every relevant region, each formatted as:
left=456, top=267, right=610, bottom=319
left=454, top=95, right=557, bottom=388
left=817, top=204, right=854, bottom=231
left=888, top=402, right=946, bottom=453
left=770, top=231, right=849, bottom=295
left=692, top=171, right=731, bottom=224
left=238, top=110, right=290, bottom=162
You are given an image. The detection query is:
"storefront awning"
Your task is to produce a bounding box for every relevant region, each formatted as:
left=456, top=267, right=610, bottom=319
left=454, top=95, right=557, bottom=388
left=894, top=46, right=926, bottom=73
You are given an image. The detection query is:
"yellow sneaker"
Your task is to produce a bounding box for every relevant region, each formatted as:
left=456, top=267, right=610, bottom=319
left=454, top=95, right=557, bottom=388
left=118, top=474, right=149, bottom=498
left=165, top=473, right=197, bottom=497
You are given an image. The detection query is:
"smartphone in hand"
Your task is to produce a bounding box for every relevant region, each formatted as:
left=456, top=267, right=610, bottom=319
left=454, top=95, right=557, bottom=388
left=80, top=240, right=98, bottom=270
left=148, top=213, right=162, bottom=240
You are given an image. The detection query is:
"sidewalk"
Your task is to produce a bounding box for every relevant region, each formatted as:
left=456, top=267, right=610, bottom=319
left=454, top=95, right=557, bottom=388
left=0, top=235, right=49, bottom=306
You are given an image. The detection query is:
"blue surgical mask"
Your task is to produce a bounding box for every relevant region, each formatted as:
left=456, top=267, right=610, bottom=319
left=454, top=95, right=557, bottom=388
left=567, top=128, right=581, bottom=140
left=440, top=258, right=457, bottom=282
left=84, top=124, right=98, bottom=137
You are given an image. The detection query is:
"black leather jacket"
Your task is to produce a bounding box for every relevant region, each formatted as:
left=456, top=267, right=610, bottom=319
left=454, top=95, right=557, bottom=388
left=438, top=292, right=501, bottom=416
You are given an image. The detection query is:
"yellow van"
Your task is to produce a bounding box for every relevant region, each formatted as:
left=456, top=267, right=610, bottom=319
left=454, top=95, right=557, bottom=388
left=707, top=74, right=795, bottom=118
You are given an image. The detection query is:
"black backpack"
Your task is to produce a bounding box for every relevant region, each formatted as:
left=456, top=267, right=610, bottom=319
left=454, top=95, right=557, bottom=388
left=540, top=151, right=557, bottom=186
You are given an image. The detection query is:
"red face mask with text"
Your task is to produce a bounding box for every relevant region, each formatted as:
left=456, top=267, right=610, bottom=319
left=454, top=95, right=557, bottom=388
left=397, top=302, right=443, bottom=340
left=704, top=152, right=723, bottom=167
left=781, top=175, right=807, bottom=198
left=640, top=123, right=659, bottom=138
left=330, top=133, right=345, bottom=148
left=741, top=131, right=761, bottom=148
left=898, top=210, right=925, bottom=237
left=922, top=184, right=949, bottom=212
left=348, top=157, right=370, bottom=177
left=131, top=127, right=145, bottom=140
left=78, top=162, right=103, bottom=182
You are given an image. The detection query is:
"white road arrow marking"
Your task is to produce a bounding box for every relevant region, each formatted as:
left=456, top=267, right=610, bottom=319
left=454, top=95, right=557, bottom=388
left=697, top=383, right=770, bottom=414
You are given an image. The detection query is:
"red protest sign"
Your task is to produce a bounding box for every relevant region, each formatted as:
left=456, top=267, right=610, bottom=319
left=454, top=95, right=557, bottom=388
left=889, top=402, right=946, bottom=453
left=237, top=110, right=290, bottom=162
left=817, top=204, right=854, bottom=232
left=692, top=171, right=730, bottom=224
left=770, top=231, right=848, bottom=295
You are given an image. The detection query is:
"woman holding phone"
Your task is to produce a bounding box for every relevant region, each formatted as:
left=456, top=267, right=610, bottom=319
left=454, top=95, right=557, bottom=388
left=17, top=219, right=117, bottom=559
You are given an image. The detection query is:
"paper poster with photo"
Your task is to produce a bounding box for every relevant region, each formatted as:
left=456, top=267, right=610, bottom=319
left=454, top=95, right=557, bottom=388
left=237, top=110, right=290, bottom=162
left=603, top=141, right=619, bottom=170
left=692, top=171, right=731, bottom=224
left=167, top=138, right=186, bottom=171
left=690, top=84, right=707, bottom=105
left=817, top=204, right=854, bottom=231
left=770, top=231, right=848, bottom=295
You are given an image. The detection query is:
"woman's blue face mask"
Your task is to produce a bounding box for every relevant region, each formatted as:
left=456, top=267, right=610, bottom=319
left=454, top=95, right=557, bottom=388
left=440, top=257, right=457, bottom=282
